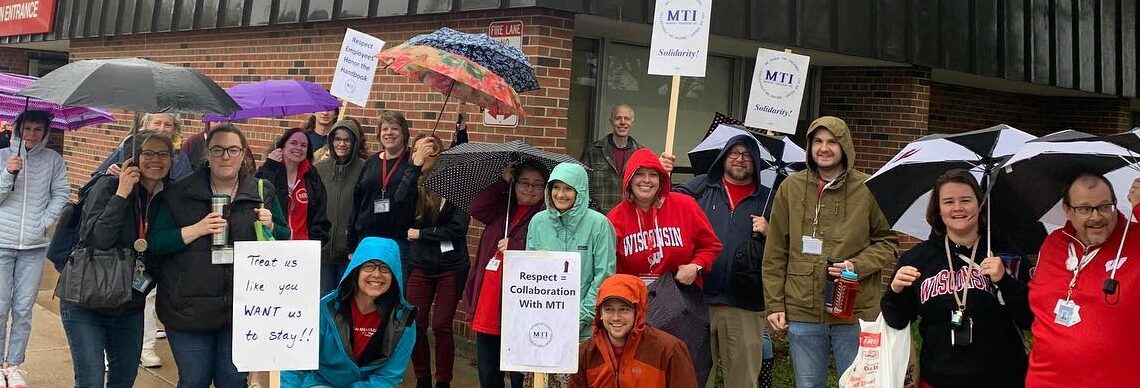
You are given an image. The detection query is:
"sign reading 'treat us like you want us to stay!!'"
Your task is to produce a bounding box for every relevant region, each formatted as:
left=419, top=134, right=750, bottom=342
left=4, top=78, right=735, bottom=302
left=232, top=240, right=321, bottom=372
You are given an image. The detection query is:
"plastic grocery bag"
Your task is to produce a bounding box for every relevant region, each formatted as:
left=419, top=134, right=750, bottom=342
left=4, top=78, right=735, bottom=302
left=838, top=314, right=911, bottom=388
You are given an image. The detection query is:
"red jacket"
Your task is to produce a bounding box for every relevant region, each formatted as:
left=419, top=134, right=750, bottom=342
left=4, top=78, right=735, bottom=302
left=606, top=149, right=722, bottom=285
left=569, top=274, right=699, bottom=388
left=1026, top=206, right=1139, bottom=388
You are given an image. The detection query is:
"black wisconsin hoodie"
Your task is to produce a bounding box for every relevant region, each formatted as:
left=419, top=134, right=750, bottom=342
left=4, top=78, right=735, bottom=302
left=881, top=234, right=1033, bottom=388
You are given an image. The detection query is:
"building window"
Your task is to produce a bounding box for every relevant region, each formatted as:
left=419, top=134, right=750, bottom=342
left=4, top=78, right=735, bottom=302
left=598, top=42, right=734, bottom=175
left=567, top=37, right=600, bottom=160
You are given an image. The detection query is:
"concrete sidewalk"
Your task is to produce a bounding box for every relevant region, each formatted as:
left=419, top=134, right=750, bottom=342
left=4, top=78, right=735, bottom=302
left=28, top=262, right=482, bottom=387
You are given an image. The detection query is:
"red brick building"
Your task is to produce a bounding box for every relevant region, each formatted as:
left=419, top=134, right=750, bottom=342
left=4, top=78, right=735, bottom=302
left=3, top=0, right=1139, bottom=336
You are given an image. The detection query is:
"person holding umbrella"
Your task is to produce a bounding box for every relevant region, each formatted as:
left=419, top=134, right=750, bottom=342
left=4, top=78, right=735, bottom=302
left=526, top=161, right=617, bottom=387
left=405, top=134, right=470, bottom=388
left=881, top=169, right=1032, bottom=388
left=60, top=130, right=173, bottom=388
left=568, top=274, right=699, bottom=388
left=315, top=118, right=369, bottom=295
left=464, top=160, right=548, bottom=388
left=95, top=113, right=193, bottom=181
left=347, top=111, right=435, bottom=268
left=1025, top=174, right=1140, bottom=388
left=606, top=148, right=723, bottom=385
left=146, top=124, right=289, bottom=387
left=0, top=110, right=69, bottom=387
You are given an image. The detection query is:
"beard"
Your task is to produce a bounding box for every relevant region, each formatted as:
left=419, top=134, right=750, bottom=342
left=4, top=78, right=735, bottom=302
left=725, top=165, right=753, bottom=182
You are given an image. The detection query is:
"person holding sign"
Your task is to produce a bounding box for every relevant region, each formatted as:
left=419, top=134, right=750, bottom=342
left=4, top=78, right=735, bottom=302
left=406, top=134, right=470, bottom=388
left=463, top=160, right=548, bottom=388
left=762, top=117, right=898, bottom=388
left=60, top=131, right=172, bottom=388
left=526, top=162, right=617, bottom=387
left=880, top=169, right=1032, bottom=388
left=281, top=237, right=416, bottom=388
left=257, top=127, right=332, bottom=245
left=305, top=108, right=339, bottom=160
left=147, top=124, right=290, bottom=388
left=569, top=274, right=698, bottom=388
left=315, top=119, right=369, bottom=295
left=347, top=111, right=435, bottom=270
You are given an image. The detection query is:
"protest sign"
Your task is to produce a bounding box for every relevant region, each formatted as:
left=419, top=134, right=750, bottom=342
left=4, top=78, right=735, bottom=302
left=501, top=250, right=581, bottom=373
left=744, top=48, right=811, bottom=134
left=331, top=28, right=384, bottom=107
left=648, top=0, right=712, bottom=77
left=232, top=240, right=321, bottom=372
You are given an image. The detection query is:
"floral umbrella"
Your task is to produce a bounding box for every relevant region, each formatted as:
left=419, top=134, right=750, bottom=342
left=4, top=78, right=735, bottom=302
left=380, top=43, right=525, bottom=118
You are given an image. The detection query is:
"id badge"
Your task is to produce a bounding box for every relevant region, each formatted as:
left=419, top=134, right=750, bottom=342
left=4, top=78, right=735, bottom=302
left=1054, top=299, right=1082, bottom=327
left=485, top=258, right=501, bottom=271
left=950, top=317, right=973, bottom=346
left=211, top=247, right=235, bottom=265
left=373, top=199, right=391, bottom=214
left=950, top=310, right=964, bottom=327
left=440, top=241, right=455, bottom=253
left=639, top=275, right=657, bottom=287
left=802, top=236, right=823, bottom=255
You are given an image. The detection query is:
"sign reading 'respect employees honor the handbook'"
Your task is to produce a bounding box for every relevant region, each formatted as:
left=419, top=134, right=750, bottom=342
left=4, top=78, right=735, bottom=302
left=648, top=0, right=713, bottom=77
left=501, top=250, right=581, bottom=373
left=331, top=28, right=384, bottom=108
left=744, top=48, right=811, bottom=134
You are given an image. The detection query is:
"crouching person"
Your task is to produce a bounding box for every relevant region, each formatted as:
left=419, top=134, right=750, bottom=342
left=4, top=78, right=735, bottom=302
left=569, top=274, right=698, bottom=388
left=282, top=237, right=416, bottom=387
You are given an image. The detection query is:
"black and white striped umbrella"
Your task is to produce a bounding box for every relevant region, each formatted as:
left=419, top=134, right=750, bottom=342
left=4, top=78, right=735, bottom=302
left=689, top=123, right=806, bottom=183
left=423, top=140, right=582, bottom=211
left=1002, top=129, right=1139, bottom=231
left=867, top=124, right=1036, bottom=241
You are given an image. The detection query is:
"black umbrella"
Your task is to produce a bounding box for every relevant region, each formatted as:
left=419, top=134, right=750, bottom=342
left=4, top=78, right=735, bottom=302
left=645, top=274, right=712, bottom=386
left=424, top=140, right=582, bottom=232
left=18, top=58, right=240, bottom=115
left=866, top=124, right=1038, bottom=251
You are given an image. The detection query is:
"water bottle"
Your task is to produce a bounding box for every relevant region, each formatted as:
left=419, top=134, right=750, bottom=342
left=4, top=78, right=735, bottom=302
left=823, top=257, right=843, bottom=310
left=829, top=267, right=859, bottom=319
left=211, top=194, right=230, bottom=247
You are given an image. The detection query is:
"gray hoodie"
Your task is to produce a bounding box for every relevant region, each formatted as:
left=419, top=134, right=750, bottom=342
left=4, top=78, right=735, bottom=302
left=0, top=124, right=69, bottom=249
left=314, top=119, right=366, bottom=265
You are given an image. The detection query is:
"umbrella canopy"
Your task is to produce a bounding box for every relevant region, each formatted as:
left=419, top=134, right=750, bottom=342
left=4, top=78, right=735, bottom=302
left=1103, top=128, right=1140, bottom=153
left=19, top=58, right=241, bottom=114
left=689, top=123, right=806, bottom=190
left=201, top=79, right=341, bottom=122
left=645, top=274, right=712, bottom=386
left=0, top=72, right=114, bottom=131
left=1002, top=130, right=1138, bottom=229
left=423, top=140, right=581, bottom=211
left=405, top=27, right=539, bottom=93
left=380, top=44, right=525, bottom=117
left=867, top=124, right=1036, bottom=241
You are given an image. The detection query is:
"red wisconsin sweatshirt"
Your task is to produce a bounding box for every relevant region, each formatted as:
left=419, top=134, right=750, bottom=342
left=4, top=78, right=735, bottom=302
left=1026, top=206, right=1140, bottom=388
left=606, top=149, right=722, bottom=286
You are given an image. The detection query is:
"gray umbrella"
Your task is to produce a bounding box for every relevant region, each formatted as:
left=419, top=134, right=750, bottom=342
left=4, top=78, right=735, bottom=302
left=18, top=58, right=240, bottom=115
left=646, top=274, right=713, bottom=386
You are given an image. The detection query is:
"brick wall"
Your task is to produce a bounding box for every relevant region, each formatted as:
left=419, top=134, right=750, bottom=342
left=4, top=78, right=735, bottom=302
left=0, top=47, right=30, bottom=74
left=66, top=8, right=574, bottom=339
left=930, top=83, right=1132, bottom=137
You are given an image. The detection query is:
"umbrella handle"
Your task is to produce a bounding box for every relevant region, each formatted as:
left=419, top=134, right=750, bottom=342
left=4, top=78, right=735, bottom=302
left=430, top=81, right=457, bottom=136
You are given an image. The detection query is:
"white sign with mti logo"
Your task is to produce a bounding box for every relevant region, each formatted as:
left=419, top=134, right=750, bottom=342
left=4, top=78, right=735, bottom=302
left=648, top=0, right=712, bottom=77
left=500, top=250, right=581, bottom=373
left=744, top=48, right=811, bottom=134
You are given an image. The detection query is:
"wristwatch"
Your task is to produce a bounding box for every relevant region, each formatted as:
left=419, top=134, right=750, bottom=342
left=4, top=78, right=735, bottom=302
left=694, top=264, right=704, bottom=274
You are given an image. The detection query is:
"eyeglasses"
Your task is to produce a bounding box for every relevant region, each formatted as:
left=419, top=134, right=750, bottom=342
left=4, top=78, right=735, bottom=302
left=208, top=146, right=244, bottom=158
left=139, top=150, right=172, bottom=161
left=516, top=181, right=544, bottom=191
left=727, top=151, right=753, bottom=162
left=360, top=262, right=392, bottom=274
left=1068, top=203, right=1115, bottom=217
left=332, top=138, right=351, bottom=145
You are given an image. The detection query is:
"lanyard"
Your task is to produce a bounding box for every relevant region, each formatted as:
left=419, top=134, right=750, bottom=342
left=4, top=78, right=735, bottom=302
left=136, top=190, right=154, bottom=240
left=944, top=236, right=979, bottom=313
left=634, top=206, right=664, bottom=271
left=1064, top=243, right=1100, bottom=301
left=379, top=153, right=405, bottom=197
left=811, top=177, right=837, bottom=238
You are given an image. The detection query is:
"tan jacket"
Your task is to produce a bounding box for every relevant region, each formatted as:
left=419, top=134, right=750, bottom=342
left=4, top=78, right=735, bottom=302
left=762, top=116, right=899, bottom=323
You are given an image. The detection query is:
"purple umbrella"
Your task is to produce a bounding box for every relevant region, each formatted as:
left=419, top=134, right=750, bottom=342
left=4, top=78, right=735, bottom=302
left=202, top=80, right=341, bottom=122
left=0, top=72, right=115, bottom=131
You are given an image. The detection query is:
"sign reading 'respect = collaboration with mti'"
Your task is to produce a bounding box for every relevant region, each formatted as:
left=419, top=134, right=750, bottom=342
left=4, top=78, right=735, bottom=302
left=331, top=28, right=385, bottom=108
left=232, top=240, right=321, bottom=372
left=501, top=250, right=581, bottom=373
